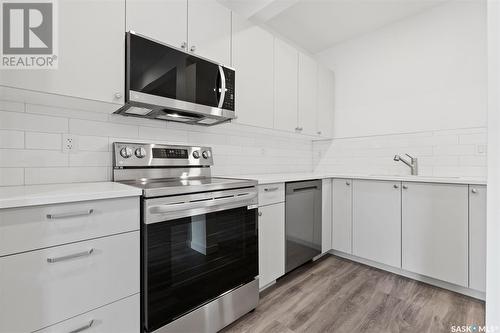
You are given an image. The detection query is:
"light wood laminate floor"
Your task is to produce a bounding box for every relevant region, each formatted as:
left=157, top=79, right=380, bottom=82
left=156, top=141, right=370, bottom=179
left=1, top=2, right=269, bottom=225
left=222, top=255, right=485, bottom=333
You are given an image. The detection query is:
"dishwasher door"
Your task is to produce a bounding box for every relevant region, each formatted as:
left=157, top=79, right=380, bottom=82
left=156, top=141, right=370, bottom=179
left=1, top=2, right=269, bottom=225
left=285, top=180, right=322, bottom=273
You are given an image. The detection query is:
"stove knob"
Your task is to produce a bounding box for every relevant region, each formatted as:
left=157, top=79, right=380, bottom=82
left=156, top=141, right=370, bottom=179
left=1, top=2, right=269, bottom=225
left=202, top=150, right=211, bottom=159
left=120, top=147, right=133, bottom=158
left=135, top=147, right=146, bottom=158
left=192, top=150, right=200, bottom=159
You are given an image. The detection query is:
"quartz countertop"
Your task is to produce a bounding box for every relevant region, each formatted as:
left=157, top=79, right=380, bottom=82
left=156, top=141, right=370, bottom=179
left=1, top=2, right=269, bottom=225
left=226, top=172, right=487, bottom=186
left=0, top=182, right=142, bottom=209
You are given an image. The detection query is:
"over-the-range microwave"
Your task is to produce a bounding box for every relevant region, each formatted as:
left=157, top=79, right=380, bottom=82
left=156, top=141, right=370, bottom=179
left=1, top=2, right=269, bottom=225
left=115, top=31, right=235, bottom=126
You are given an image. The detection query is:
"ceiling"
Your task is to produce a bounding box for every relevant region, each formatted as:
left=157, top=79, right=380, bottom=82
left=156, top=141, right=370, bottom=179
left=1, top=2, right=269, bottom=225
left=219, top=0, right=448, bottom=53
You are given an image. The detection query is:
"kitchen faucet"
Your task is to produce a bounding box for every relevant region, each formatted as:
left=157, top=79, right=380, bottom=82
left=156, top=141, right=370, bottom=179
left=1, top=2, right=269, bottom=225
left=394, top=154, right=418, bottom=175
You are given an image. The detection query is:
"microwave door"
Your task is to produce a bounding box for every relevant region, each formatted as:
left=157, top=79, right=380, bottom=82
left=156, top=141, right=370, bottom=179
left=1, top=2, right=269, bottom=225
left=185, top=58, right=220, bottom=108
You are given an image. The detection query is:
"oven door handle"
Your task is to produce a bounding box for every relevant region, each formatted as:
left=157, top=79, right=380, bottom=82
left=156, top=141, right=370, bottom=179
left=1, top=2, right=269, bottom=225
left=148, top=191, right=256, bottom=215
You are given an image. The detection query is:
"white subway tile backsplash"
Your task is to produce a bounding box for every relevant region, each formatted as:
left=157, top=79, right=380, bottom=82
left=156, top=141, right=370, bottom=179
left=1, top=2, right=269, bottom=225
left=69, top=119, right=139, bottom=138
left=0, top=111, right=68, bottom=133
left=0, top=93, right=487, bottom=185
left=138, top=126, right=189, bottom=143
left=459, top=133, right=488, bottom=144
left=0, top=100, right=24, bottom=113
left=0, top=168, right=24, bottom=186
left=0, top=130, right=24, bottom=149
left=25, top=132, right=62, bottom=150
left=433, top=144, right=477, bottom=156
left=313, top=127, right=487, bottom=178
left=69, top=151, right=112, bottom=167
left=78, top=135, right=109, bottom=152
left=24, top=167, right=110, bottom=185
left=26, top=104, right=109, bottom=122
left=0, top=149, right=68, bottom=167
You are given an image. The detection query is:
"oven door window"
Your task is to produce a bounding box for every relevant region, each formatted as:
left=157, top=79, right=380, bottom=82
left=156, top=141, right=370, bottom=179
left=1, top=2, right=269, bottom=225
left=143, top=206, right=258, bottom=332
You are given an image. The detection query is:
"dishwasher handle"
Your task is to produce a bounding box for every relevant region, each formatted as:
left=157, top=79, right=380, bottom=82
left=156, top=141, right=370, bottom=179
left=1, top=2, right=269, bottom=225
left=286, top=180, right=322, bottom=194
left=293, top=186, right=319, bottom=192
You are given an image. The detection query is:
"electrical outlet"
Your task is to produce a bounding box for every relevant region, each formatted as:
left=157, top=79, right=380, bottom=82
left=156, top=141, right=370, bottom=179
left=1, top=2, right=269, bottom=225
left=62, top=134, right=79, bottom=152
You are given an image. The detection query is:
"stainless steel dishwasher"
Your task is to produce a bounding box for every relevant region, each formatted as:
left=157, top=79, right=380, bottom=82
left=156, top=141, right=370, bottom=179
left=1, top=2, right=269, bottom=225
left=285, top=180, right=322, bottom=273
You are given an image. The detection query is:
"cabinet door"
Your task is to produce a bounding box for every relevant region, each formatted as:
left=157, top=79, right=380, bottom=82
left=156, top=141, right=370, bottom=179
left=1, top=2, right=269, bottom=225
left=469, top=185, right=487, bottom=292
left=126, top=0, right=187, bottom=50
left=298, top=52, right=318, bottom=136
left=188, top=0, right=231, bottom=65
left=402, top=183, right=468, bottom=287
left=353, top=180, right=401, bottom=268
left=317, top=66, right=334, bottom=138
left=258, top=203, right=285, bottom=289
left=274, top=38, right=298, bottom=132
left=332, top=179, right=352, bottom=254
left=0, top=0, right=125, bottom=104
left=232, top=14, right=274, bottom=128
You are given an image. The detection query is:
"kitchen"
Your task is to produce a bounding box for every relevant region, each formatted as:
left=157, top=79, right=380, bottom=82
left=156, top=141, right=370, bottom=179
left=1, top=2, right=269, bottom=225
left=0, top=0, right=498, bottom=332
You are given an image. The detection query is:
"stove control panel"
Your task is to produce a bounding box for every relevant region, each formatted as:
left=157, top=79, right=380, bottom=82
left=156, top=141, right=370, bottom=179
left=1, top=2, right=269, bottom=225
left=113, top=142, right=213, bottom=168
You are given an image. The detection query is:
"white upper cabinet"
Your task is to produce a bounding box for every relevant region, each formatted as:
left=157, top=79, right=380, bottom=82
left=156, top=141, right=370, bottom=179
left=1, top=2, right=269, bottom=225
left=232, top=14, right=274, bottom=128
left=0, top=0, right=125, bottom=105
left=297, top=52, right=318, bottom=136
left=126, top=0, right=188, bottom=50
left=317, top=65, right=334, bottom=138
left=352, top=180, right=401, bottom=268
left=188, top=0, right=231, bottom=65
left=402, top=183, right=468, bottom=287
left=469, top=185, right=487, bottom=293
left=274, top=38, right=298, bottom=132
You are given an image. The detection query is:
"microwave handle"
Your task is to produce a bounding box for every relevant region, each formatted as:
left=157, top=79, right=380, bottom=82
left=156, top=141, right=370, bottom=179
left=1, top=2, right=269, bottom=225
left=217, top=66, right=226, bottom=108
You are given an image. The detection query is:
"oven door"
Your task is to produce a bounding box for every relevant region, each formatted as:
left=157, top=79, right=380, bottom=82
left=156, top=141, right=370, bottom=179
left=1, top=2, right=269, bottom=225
left=142, top=188, right=258, bottom=333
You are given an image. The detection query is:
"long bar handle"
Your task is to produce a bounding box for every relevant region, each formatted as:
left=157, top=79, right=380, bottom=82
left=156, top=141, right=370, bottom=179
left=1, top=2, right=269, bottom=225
left=149, top=192, right=256, bottom=215
left=293, top=186, right=319, bottom=192
left=69, top=320, right=94, bottom=333
left=47, top=209, right=94, bottom=220
left=264, top=187, right=279, bottom=192
left=47, top=248, right=94, bottom=263
left=217, top=66, right=226, bottom=108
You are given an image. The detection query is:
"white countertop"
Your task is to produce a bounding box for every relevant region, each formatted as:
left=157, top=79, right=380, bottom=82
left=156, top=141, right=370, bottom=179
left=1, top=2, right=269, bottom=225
left=0, top=182, right=142, bottom=209
left=227, top=172, right=487, bottom=185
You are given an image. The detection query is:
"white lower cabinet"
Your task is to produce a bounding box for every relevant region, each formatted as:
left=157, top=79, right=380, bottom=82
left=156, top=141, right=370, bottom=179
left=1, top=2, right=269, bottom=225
left=332, top=179, right=352, bottom=254
left=469, top=185, right=487, bottom=292
left=402, top=182, right=468, bottom=287
left=258, top=203, right=285, bottom=289
left=37, top=294, right=139, bottom=333
left=0, top=231, right=139, bottom=333
left=352, top=180, right=401, bottom=268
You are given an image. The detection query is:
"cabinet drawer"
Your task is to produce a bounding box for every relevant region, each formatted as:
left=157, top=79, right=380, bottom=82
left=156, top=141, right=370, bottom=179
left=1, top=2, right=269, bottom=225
left=36, top=294, right=139, bottom=333
left=0, top=197, right=139, bottom=256
left=258, top=183, right=285, bottom=206
left=0, top=232, right=139, bottom=333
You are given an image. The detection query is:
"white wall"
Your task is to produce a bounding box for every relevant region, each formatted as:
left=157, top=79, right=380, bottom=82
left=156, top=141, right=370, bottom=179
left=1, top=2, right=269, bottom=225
left=0, top=87, right=313, bottom=186
left=487, top=0, right=500, bottom=328
left=318, top=0, right=487, bottom=139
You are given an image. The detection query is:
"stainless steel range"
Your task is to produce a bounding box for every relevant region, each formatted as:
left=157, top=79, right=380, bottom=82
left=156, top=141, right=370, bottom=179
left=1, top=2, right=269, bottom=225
left=113, top=142, right=259, bottom=333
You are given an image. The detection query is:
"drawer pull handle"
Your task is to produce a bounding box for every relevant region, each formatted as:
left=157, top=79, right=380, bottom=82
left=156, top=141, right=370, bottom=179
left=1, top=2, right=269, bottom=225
left=47, top=209, right=94, bottom=220
left=264, top=187, right=279, bottom=192
left=47, top=248, right=94, bottom=263
left=69, top=319, right=94, bottom=333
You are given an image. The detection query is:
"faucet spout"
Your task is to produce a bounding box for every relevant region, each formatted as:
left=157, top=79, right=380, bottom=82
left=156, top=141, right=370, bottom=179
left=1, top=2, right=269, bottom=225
left=393, top=154, right=418, bottom=175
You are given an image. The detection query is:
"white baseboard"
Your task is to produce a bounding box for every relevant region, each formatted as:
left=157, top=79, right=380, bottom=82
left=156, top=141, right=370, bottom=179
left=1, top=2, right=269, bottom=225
left=329, top=250, right=486, bottom=301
